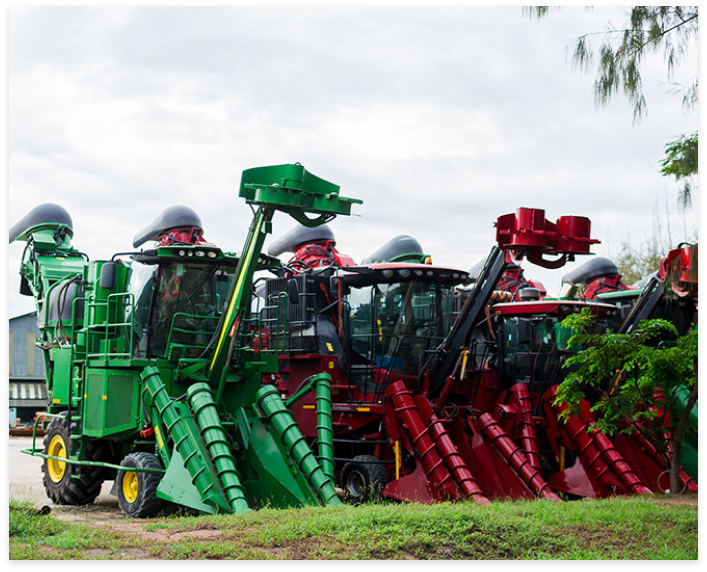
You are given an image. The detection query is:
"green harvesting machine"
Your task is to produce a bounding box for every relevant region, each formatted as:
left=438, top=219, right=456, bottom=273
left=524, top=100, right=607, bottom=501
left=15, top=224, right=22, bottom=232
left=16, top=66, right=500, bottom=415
left=11, top=163, right=361, bottom=517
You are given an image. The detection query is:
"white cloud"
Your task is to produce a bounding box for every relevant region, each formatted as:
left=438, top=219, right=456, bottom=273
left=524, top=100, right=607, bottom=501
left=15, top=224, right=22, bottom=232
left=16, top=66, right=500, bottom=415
left=7, top=6, right=698, bottom=317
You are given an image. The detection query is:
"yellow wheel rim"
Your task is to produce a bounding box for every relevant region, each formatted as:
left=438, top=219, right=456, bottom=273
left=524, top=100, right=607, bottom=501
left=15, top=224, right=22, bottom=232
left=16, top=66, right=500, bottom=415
left=122, top=471, right=139, bottom=504
left=47, top=435, right=67, bottom=483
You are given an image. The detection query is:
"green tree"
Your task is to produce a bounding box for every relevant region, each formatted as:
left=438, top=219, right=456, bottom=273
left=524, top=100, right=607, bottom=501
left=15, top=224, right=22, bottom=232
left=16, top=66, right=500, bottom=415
left=526, top=6, right=699, bottom=203
left=660, top=132, right=698, bottom=206
left=555, top=308, right=697, bottom=496
left=612, top=239, right=662, bottom=285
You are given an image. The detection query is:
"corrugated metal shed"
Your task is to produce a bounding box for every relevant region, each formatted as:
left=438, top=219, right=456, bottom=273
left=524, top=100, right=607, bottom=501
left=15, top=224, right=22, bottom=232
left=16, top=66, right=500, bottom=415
left=9, top=311, right=47, bottom=409
left=9, top=381, right=48, bottom=407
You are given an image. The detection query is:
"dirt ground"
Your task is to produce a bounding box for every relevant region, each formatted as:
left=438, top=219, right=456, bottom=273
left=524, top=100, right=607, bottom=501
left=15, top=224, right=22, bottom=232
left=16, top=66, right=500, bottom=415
left=8, top=436, right=122, bottom=524
left=9, top=436, right=225, bottom=554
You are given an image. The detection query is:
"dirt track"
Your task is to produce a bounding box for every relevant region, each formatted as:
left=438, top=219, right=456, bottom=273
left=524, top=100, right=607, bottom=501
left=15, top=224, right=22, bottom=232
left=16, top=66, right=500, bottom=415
left=9, top=436, right=123, bottom=523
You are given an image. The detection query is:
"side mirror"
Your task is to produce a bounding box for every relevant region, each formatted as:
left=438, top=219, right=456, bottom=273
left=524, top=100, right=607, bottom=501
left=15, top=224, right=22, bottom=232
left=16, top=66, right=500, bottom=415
left=20, top=276, right=32, bottom=296
left=100, top=262, right=117, bottom=290
left=287, top=278, right=300, bottom=305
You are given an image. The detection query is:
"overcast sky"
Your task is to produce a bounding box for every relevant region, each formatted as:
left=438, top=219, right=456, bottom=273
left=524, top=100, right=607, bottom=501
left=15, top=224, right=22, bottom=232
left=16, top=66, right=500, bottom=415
left=6, top=5, right=699, bottom=318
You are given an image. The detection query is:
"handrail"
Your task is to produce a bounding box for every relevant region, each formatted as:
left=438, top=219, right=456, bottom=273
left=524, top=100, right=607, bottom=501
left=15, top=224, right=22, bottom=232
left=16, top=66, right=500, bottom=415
left=85, top=292, right=136, bottom=361
left=165, top=312, right=221, bottom=359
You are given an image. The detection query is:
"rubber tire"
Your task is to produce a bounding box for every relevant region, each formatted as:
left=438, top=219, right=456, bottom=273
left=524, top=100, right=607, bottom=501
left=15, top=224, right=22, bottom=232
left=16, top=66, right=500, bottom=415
left=341, top=454, right=389, bottom=503
left=116, top=452, right=164, bottom=518
left=41, top=415, right=107, bottom=506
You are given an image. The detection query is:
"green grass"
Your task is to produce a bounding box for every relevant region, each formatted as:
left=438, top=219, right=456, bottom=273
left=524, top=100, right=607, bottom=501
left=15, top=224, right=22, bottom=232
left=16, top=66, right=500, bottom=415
left=9, top=500, right=127, bottom=559
left=9, top=496, right=698, bottom=560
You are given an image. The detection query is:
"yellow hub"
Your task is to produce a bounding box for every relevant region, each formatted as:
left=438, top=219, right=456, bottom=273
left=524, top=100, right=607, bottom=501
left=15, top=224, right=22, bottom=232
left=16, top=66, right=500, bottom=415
left=122, top=471, right=139, bottom=504
left=46, top=435, right=67, bottom=483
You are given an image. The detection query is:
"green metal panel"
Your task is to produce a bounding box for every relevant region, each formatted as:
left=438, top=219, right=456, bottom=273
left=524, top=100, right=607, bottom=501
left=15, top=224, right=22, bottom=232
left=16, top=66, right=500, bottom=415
left=672, top=384, right=698, bottom=483
left=105, top=374, right=139, bottom=430
left=47, top=346, right=72, bottom=406
left=83, top=370, right=107, bottom=433
left=156, top=446, right=217, bottom=514
left=239, top=163, right=362, bottom=227
left=82, top=369, right=140, bottom=437
left=243, top=416, right=321, bottom=508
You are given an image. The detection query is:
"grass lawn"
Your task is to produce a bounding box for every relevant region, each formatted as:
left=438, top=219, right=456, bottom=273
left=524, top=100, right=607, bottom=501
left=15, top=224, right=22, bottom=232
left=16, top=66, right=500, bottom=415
left=9, top=495, right=697, bottom=560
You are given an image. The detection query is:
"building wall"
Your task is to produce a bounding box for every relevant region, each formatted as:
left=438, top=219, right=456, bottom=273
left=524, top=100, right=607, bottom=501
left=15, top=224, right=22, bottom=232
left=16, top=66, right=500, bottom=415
left=9, top=312, right=45, bottom=379
left=9, top=311, right=47, bottom=424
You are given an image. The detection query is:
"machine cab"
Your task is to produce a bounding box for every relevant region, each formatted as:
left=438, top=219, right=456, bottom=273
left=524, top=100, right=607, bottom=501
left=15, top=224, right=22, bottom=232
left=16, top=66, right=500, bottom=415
left=128, top=252, right=238, bottom=359
left=493, top=299, right=619, bottom=395
left=343, top=265, right=459, bottom=376
left=125, top=205, right=245, bottom=360
left=260, top=263, right=469, bottom=402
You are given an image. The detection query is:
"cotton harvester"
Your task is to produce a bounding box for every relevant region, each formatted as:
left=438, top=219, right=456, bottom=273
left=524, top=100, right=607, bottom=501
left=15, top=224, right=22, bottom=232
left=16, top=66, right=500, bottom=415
left=259, top=207, right=697, bottom=503
left=11, top=163, right=361, bottom=517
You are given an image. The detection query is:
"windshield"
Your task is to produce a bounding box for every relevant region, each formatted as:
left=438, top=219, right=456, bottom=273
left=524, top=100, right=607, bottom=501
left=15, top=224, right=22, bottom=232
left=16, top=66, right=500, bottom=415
left=144, top=262, right=235, bottom=358
left=348, top=281, right=453, bottom=377
left=502, top=316, right=569, bottom=387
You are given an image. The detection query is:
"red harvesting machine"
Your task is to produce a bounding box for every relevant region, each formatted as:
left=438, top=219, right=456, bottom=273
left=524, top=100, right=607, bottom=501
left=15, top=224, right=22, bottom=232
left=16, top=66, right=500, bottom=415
left=249, top=207, right=696, bottom=503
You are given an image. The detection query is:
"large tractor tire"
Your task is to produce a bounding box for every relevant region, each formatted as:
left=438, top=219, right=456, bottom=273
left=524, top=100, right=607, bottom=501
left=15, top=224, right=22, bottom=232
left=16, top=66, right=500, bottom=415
left=42, top=414, right=108, bottom=505
left=341, top=454, right=389, bottom=503
left=116, top=452, right=164, bottom=518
